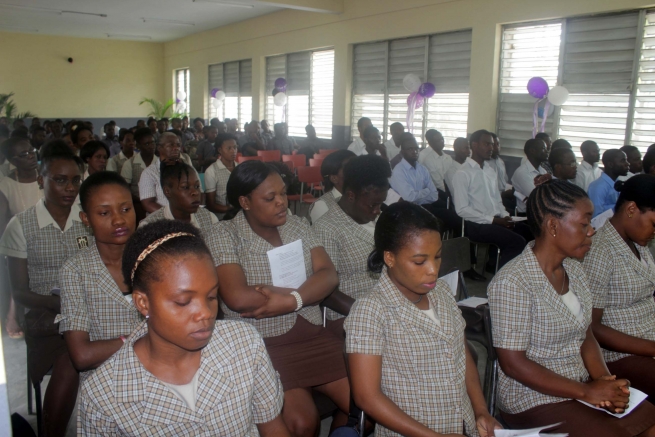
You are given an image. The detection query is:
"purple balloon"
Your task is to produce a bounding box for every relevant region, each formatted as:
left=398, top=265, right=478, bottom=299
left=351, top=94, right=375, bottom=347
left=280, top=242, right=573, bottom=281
left=527, top=77, right=549, bottom=99
left=275, top=78, right=287, bottom=89
left=175, top=99, right=180, bottom=104
left=407, top=92, right=424, bottom=109
left=210, top=88, right=220, bottom=98
left=418, top=82, right=436, bottom=98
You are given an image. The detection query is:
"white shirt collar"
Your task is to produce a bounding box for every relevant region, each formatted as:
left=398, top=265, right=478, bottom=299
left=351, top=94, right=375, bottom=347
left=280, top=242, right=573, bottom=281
left=162, top=205, right=199, bottom=229
left=35, top=198, right=83, bottom=231
left=464, top=157, right=482, bottom=170
left=580, top=161, right=599, bottom=170
left=118, top=151, right=126, bottom=160
left=332, top=188, right=342, bottom=200
left=214, top=159, right=237, bottom=171
left=133, top=152, right=146, bottom=167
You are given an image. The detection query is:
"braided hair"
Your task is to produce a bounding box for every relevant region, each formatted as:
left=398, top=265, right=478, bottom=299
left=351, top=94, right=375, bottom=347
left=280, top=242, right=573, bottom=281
left=526, top=180, right=589, bottom=237
left=122, top=220, right=210, bottom=292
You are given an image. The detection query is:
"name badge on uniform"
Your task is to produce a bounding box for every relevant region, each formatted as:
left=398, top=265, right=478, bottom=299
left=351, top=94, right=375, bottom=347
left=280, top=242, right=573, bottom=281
left=76, top=236, right=89, bottom=250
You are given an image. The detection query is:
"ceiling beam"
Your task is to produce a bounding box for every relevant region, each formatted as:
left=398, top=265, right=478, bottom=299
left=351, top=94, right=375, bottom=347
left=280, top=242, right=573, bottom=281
left=255, top=0, right=342, bottom=14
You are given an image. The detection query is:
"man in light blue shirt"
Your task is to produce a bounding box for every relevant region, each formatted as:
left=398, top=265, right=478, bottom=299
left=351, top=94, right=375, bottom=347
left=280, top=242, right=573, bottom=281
left=588, top=149, right=629, bottom=218
left=390, top=133, right=460, bottom=231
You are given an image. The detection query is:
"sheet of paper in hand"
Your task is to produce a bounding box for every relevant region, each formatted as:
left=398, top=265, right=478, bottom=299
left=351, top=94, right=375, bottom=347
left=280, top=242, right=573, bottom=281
left=439, top=270, right=458, bottom=296
left=578, top=387, right=647, bottom=418
left=496, top=422, right=568, bottom=437
left=267, top=239, right=307, bottom=289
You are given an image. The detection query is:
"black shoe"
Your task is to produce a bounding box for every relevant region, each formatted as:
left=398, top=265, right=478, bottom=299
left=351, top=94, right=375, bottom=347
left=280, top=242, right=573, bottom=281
left=463, top=269, right=486, bottom=282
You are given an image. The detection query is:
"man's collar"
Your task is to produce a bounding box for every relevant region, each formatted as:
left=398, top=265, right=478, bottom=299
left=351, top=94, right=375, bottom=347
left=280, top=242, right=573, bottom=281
left=465, top=157, right=482, bottom=169
left=400, top=158, right=416, bottom=169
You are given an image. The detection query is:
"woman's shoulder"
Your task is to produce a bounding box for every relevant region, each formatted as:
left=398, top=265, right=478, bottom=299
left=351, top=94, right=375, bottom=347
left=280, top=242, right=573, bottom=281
left=61, top=242, right=99, bottom=272
left=212, top=320, right=262, bottom=348
left=488, top=249, right=533, bottom=293
left=138, top=209, right=166, bottom=228
left=348, top=291, right=386, bottom=320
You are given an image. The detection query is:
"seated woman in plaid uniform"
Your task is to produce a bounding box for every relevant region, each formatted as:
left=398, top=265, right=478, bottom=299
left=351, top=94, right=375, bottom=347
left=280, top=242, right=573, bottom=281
left=584, top=174, right=655, bottom=399
left=488, top=180, right=655, bottom=437
left=345, top=202, right=500, bottom=437
left=78, top=220, right=288, bottom=436
left=314, top=154, right=390, bottom=337
left=309, top=149, right=356, bottom=224
left=206, top=160, right=351, bottom=436
left=0, top=142, right=91, bottom=437
left=57, top=172, right=144, bottom=378
left=138, top=161, right=218, bottom=237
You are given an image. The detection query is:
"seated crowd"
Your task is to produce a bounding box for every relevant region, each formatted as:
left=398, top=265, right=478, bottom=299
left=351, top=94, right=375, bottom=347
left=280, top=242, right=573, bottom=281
left=1, top=114, right=655, bottom=437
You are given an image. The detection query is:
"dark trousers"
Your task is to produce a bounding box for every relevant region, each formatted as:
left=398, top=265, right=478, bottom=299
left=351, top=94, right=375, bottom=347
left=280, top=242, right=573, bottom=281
left=465, top=221, right=530, bottom=269
left=421, top=190, right=463, bottom=234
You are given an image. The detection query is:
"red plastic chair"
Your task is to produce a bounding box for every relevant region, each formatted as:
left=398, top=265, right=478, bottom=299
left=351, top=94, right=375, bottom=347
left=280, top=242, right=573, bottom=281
left=257, top=150, right=281, bottom=162
left=282, top=154, right=307, bottom=170
left=318, top=149, right=338, bottom=157
left=287, top=166, right=323, bottom=212
left=283, top=161, right=295, bottom=172
left=309, top=158, right=324, bottom=168
left=237, top=155, right=264, bottom=163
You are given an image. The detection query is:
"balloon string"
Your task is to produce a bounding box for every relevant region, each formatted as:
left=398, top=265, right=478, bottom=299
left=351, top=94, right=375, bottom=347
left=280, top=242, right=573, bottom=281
left=532, top=99, right=541, bottom=138
left=540, top=101, right=551, bottom=133
left=406, top=94, right=417, bottom=133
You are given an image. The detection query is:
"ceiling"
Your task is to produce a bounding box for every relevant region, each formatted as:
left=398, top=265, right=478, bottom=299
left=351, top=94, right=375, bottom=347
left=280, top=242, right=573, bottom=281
left=0, top=0, right=284, bottom=42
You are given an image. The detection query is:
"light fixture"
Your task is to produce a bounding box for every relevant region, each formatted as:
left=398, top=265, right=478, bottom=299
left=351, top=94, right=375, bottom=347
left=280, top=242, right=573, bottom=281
left=192, top=0, right=255, bottom=8
left=141, top=17, right=195, bottom=26
left=0, top=4, right=61, bottom=14
left=107, top=33, right=152, bottom=40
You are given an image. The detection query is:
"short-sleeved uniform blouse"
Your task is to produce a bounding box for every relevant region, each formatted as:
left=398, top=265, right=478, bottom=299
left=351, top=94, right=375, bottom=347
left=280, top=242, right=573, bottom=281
left=78, top=320, right=284, bottom=436
left=203, top=160, right=236, bottom=220
left=138, top=205, right=218, bottom=238
left=345, top=268, right=478, bottom=437
left=206, top=210, right=324, bottom=338
left=582, top=222, right=655, bottom=363
left=488, top=243, right=592, bottom=414
left=57, top=242, right=143, bottom=342
left=313, top=204, right=379, bottom=320
left=0, top=199, right=93, bottom=295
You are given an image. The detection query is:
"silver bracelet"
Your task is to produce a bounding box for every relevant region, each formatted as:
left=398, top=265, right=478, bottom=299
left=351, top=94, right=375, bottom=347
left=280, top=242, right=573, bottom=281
left=290, top=291, right=303, bottom=312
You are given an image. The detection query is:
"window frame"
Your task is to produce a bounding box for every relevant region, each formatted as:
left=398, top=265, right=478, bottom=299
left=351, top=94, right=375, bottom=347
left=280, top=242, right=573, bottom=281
left=207, top=59, right=252, bottom=122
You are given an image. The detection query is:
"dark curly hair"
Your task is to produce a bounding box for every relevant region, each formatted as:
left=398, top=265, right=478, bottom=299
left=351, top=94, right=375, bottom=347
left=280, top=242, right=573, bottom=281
left=226, top=160, right=281, bottom=212
left=80, top=140, right=109, bottom=164
left=342, top=154, right=391, bottom=194
left=39, top=140, right=84, bottom=176
left=368, top=202, right=441, bottom=273
left=615, top=174, right=655, bottom=213
left=79, top=171, right=130, bottom=213
left=122, top=220, right=210, bottom=291
left=526, top=180, right=589, bottom=237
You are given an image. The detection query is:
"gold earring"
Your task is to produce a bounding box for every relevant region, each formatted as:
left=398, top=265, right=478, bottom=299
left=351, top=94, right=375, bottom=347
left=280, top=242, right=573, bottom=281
left=628, top=214, right=633, bottom=218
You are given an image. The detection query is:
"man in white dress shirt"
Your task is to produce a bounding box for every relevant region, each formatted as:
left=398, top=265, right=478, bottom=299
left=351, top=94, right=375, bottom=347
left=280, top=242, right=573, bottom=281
left=419, top=129, right=452, bottom=194
left=487, top=132, right=515, bottom=213
left=445, top=137, right=470, bottom=196
left=453, top=130, right=530, bottom=269
left=511, top=138, right=549, bottom=213
left=574, top=140, right=602, bottom=191
left=383, top=122, right=404, bottom=164
left=362, top=126, right=389, bottom=160
left=348, top=117, right=373, bottom=156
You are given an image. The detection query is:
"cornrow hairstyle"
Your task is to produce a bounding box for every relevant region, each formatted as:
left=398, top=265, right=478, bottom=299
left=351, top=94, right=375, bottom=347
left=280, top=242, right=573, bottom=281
left=614, top=174, right=655, bottom=213
left=80, top=140, right=109, bottom=164
left=226, top=160, right=280, bottom=213
left=320, top=149, right=356, bottom=191
left=160, top=160, right=194, bottom=188
left=0, top=136, right=31, bottom=160
left=39, top=140, right=84, bottom=176
left=122, top=220, right=209, bottom=291
left=71, top=125, right=93, bottom=145
left=526, top=180, right=589, bottom=237
left=342, top=154, right=391, bottom=194
left=79, top=171, right=130, bottom=213
left=368, top=202, right=441, bottom=273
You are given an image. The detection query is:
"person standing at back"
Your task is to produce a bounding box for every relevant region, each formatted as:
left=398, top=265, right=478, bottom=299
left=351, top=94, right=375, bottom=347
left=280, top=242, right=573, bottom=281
left=588, top=149, right=630, bottom=218
left=575, top=140, right=602, bottom=192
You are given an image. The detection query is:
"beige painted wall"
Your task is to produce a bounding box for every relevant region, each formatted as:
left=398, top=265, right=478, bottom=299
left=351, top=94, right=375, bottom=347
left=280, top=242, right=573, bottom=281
left=0, top=32, right=164, bottom=118
left=164, top=0, right=655, bottom=133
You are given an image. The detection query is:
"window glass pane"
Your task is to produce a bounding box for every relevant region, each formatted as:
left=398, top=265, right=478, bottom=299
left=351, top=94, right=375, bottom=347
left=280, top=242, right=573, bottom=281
left=311, top=50, right=335, bottom=139
left=426, top=93, right=470, bottom=147
left=224, top=96, right=239, bottom=121
left=631, top=11, right=655, bottom=152
left=287, top=95, right=309, bottom=137
left=351, top=94, right=385, bottom=141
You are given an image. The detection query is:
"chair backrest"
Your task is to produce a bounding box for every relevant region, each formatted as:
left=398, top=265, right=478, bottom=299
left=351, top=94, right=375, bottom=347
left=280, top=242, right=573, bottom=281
left=257, top=150, right=281, bottom=162
left=319, top=149, right=338, bottom=157
left=282, top=154, right=307, bottom=169
left=283, top=160, right=294, bottom=172
left=439, top=237, right=471, bottom=276
left=237, top=155, right=263, bottom=163
left=297, top=166, right=323, bottom=184
left=309, top=158, right=324, bottom=168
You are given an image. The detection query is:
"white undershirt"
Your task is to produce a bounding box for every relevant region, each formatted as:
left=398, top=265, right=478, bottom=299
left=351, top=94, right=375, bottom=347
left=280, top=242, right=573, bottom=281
left=561, top=291, right=584, bottom=323
left=161, top=370, right=200, bottom=412
left=421, top=304, right=441, bottom=327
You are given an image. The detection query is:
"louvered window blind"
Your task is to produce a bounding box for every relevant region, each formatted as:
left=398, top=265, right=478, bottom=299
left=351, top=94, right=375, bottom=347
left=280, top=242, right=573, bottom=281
left=265, top=49, right=335, bottom=139
left=352, top=30, right=472, bottom=147
left=498, top=10, right=654, bottom=156
left=207, top=60, right=252, bottom=122
left=174, top=69, right=190, bottom=116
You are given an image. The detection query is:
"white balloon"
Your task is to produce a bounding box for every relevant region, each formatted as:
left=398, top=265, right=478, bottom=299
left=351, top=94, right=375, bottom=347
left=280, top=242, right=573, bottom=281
left=176, top=90, right=187, bottom=101
left=211, top=98, right=222, bottom=109
left=214, top=90, right=226, bottom=101
left=177, top=101, right=187, bottom=112
left=547, top=86, right=569, bottom=106
left=274, top=92, right=288, bottom=107
left=403, top=74, right=422, bottom=93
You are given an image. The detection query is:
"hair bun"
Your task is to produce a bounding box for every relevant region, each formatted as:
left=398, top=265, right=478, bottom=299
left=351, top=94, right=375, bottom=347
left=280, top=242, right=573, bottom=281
left=367, top=250, right=384, bottom=274
left=614, top=180, right=626, bottom=192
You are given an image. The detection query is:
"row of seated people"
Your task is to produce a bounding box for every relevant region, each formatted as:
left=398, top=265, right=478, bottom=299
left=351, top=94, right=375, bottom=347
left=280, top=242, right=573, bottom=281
left=1, top=131, right=655, bottom=436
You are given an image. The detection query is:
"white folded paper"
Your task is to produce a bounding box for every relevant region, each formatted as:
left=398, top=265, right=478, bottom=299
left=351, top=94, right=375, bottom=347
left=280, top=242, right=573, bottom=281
left=267, top=239, right=307, bottom=289
left=578, top=387, right=648, bottom=418
left=514, top=191, right=527, bottom=202
left=511, top=216, right=528, bottom=222
left=505, top=183, right=513, bottom=191
left=495, top=422, right=567, bottom=437
left=591, top=208, right=614, bottom=230
left=439, top=270, right=459, bottom=296
left=457, top=297, right=488, bottom=308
